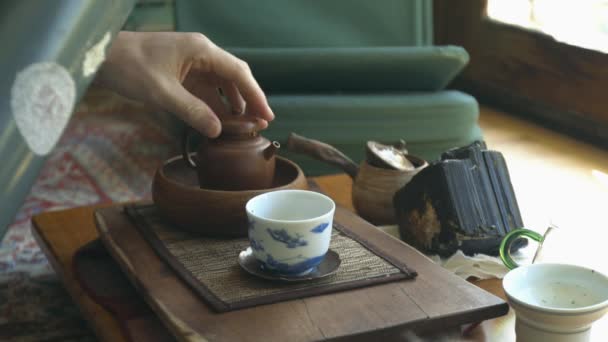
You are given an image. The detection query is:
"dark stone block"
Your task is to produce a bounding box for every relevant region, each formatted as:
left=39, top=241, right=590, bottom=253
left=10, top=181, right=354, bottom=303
left=393, top=141, right=526, bottom=257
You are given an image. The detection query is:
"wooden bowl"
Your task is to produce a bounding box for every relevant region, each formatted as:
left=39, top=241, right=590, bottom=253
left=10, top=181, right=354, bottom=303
left=152, top=155, right=308, bottom=237
left=352, top=155, right=427, bottom=225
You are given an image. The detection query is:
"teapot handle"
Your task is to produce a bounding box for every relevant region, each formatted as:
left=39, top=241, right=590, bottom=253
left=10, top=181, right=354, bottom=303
left=181, top=128, right=198, bottom=169
left=286, top=132, right=359, bottom=179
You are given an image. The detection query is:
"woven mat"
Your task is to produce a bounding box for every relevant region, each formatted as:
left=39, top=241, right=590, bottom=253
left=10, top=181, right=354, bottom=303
left=126, top=204, right=416, bottom=312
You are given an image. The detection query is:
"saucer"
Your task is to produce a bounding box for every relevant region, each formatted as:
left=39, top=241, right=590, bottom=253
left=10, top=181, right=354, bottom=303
left=238, top=247, right=341, bottom=282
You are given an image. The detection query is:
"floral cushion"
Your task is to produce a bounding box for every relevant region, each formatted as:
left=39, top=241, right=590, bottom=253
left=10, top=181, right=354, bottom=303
left=0, top=104, right=178, bottom=341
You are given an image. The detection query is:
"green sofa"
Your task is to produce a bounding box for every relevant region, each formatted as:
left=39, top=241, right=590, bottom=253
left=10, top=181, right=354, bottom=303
left=175, top=0, right=482, bottom=175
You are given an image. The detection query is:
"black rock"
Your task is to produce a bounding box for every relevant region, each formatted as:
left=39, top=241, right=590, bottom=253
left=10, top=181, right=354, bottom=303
left=393, top=141, right=526, bottom=257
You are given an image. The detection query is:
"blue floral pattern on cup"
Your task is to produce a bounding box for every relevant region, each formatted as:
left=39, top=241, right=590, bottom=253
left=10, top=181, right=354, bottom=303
left=310, top=222, right=330, bottom=233
left=263, top=253, right=326, bottom=275
left=266, top=228, right=308, bottom=248
left=250, top=239, right=265, bottom=252
left=246, top=190, right=336, bottom=278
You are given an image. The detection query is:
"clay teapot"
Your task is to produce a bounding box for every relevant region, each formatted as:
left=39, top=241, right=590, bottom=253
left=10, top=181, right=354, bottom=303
left=182, top=114, right=280, bottom=191
left=286, top=133, right=427, bottom=225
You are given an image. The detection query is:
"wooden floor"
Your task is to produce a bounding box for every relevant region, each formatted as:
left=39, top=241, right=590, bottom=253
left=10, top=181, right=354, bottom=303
left=479, top=105, right=608, bottom=273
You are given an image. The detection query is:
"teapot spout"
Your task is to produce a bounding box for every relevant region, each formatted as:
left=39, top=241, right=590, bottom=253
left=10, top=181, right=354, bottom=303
left=264, top=141, right=281, bottom=160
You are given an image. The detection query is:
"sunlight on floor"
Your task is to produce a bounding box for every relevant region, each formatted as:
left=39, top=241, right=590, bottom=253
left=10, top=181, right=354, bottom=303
left=487, top=0, right=608, bottom=53
left=592, top=169, right=608, bottom=189
left=479, top=106, right=608, bottom=231
left=479, top=105, right=608, bottom=277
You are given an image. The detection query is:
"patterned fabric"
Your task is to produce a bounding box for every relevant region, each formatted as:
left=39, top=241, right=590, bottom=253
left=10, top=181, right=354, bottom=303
left=0, top=105, right=179, bottom=341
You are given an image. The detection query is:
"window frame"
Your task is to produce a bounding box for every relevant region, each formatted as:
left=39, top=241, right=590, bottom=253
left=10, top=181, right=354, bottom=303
left=434, top=0, right=608, bottom=146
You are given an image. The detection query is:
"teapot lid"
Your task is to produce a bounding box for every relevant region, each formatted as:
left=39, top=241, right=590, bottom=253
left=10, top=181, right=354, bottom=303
left=221, top=114, right=263, bottom=136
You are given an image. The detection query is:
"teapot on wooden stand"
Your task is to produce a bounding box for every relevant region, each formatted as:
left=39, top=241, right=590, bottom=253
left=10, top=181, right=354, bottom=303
left=182, top=114, right=280, bottom=191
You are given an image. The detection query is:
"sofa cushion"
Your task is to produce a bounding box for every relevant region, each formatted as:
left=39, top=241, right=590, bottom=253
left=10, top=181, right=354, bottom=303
left=229, top=46, right=469, bottom=92
left=265, top=91, right=482, bottom=175
left=175, top=0, right=433, bottom=47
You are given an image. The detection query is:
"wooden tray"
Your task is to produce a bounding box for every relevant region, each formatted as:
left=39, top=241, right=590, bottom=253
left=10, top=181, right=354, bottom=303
left=95, top=203, right=508, bottom=342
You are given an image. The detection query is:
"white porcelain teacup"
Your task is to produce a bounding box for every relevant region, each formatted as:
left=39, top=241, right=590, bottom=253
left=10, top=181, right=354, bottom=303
left=245, top=189, right=335, bottom=276
left=503, top=263, right=608, bottom=342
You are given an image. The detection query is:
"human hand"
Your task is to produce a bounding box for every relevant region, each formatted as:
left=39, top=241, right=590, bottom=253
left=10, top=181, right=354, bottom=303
left=95, top=31, right=274, bottom=137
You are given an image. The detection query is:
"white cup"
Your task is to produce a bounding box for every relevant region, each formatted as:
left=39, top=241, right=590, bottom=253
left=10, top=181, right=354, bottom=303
left=503, top=263, right=608, bottom=342
left=245, top=189, right=336, bottom=276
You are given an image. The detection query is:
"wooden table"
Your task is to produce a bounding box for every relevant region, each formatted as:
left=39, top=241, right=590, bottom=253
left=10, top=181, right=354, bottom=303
left=316, top=175, right=514, bottom=341
left=33, top=174, right=511, bottom=341
left=28, top=102, right=601, bottom=341
left=33, top=175, right=608, bottom=342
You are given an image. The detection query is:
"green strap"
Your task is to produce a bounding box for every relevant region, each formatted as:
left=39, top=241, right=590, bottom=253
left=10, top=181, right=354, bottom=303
left=500, top=229, right=544, bottom=270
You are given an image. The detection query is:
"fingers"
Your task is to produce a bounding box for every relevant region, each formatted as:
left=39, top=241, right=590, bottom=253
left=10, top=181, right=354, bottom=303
left=197, top=86, right=229, bottom=117
left=220, top=80, right=246, bottom=114
left=255, top=117, right=269, bottom=130
left=195, top=45, right=275, bottom=121
left=158, top=80, right=221, bottom=138
left=183, top=71, right=230, bottom=117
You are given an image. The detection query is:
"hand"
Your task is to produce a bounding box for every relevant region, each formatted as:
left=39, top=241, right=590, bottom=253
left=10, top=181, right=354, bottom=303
left=95, top=31, right=274, bottom=137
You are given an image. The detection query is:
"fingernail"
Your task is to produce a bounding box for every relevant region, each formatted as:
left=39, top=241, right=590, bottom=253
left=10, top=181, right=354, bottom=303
left=206, top=120, right=221, bottom=138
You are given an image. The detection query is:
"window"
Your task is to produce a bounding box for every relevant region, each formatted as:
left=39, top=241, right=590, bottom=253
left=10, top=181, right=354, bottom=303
left=434, top=0, right=608, bottom=146
left=488, top=0, right=608, bottom=53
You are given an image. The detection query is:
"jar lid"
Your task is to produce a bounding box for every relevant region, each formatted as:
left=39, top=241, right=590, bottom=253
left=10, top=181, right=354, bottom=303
left=221, top=114, right=263, bottom=136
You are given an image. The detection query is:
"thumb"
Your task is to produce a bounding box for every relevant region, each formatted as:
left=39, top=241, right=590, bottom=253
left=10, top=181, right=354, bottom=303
left=159, top=80, right=221, bottom=138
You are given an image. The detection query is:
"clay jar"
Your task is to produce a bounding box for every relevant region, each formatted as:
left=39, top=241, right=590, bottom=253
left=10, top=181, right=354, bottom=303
left=352, top=157, right=427, bottom=225
left=182, top=114, right=280, bottom=191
